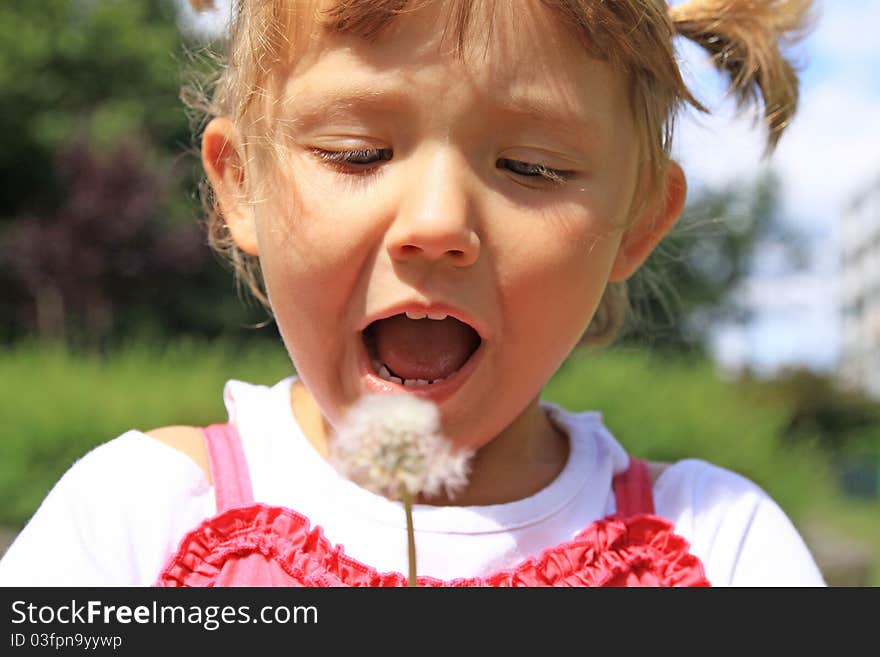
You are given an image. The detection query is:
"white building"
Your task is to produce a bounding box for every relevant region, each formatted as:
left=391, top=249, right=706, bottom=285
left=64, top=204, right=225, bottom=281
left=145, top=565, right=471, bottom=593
left=840, top=179, right=880, bottom=398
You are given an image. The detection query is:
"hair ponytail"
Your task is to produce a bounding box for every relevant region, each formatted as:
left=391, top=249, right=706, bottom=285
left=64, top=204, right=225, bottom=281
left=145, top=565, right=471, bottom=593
left=668, top=0, right=813, bottom=152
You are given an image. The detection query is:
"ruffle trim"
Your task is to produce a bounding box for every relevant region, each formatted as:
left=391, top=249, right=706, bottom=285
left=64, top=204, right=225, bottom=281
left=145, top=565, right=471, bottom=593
left=154, top=504, right=710, bottom=587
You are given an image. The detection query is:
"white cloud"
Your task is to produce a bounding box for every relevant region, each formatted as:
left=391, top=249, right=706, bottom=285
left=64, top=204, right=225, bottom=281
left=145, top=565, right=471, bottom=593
left=810, top=0, right=880, bottom=64
left=674, top=76, right=880, bottom=235
left=711, top=240, right=842, bottom=375
left=775, top=80, right=880, bottom=226
left=713, top=307, right=841, bottom=376
left=673, top=4, right=880, bottom=228
left=673, top=106, right=767, bottom=192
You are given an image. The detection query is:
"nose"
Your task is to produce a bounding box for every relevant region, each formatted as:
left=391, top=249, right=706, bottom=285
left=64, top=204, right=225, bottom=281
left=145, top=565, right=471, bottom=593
left=385, top=147, right=480, bottom=268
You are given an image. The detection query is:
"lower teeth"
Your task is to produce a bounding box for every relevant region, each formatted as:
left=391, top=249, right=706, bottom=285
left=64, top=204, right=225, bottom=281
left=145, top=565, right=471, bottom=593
left=372, top=359, right=445, bottom=386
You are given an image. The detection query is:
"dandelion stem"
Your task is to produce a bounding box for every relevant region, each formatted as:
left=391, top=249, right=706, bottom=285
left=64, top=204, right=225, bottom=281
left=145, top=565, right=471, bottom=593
left=402, top=489, right=417, bottom=587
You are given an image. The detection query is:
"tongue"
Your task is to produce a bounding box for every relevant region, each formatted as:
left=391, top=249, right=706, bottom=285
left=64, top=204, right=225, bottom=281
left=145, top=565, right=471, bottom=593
left=371, top=315, right=480, bottom=381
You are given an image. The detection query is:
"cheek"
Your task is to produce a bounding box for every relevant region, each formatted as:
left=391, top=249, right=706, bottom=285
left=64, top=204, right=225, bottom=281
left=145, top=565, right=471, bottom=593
left=490, top=197, right=624, bottom=388
left=256, top=170, right=378, bottom=307
left=253, top=197, right=367, bottom=376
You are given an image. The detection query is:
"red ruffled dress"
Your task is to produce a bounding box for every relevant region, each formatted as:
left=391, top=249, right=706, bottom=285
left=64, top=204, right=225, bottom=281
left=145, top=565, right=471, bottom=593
left=155, top=424, right=710, bottom=587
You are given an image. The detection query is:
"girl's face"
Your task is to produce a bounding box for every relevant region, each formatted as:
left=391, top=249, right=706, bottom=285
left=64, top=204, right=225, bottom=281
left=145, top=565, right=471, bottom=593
left=215, top=2, right=674, bottom=455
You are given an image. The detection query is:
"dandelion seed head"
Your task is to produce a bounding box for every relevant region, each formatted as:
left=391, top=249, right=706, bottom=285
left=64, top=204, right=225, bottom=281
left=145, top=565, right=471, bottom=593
left=329, top=393, right=473, bottom=501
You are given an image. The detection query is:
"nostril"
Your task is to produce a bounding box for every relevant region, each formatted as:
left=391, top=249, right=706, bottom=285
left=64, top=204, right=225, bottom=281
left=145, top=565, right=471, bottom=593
left=394, top=244, right=472, bottom=263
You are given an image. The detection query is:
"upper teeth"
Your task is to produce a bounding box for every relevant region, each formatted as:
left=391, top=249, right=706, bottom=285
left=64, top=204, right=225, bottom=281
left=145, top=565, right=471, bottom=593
left=405, top=311, right=448, bottom=320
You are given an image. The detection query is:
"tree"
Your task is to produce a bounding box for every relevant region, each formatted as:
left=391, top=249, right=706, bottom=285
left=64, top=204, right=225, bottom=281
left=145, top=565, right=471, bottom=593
left=1, top=140, right=208, bottom=345
left=0, top=0, right=270, bottom=345
left=622, top=172, right=808, bottom=354
left=0, top=0, right=191, bottom=218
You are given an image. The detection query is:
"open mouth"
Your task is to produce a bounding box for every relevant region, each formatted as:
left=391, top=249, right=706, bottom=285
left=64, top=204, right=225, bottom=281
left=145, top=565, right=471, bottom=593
left=361, top=313, right=482, bottom=388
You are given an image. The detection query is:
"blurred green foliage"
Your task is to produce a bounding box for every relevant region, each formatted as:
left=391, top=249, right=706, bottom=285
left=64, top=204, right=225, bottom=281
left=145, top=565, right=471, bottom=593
left=0, top=0, right=189, bottom=217
left=625, top=172, right=807, bottom=354
left=750, top=367, right=880, bottom=457
left=0, top=0, right=271, bottom=345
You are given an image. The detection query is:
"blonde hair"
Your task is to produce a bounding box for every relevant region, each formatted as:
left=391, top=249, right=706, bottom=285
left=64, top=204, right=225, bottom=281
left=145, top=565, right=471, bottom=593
left=186, top=0, right=813, bottom=346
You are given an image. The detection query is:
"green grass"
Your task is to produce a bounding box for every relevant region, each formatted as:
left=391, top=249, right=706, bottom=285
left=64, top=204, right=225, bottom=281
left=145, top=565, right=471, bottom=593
left=1, top=338, right=877, bottom=584
left=0, top=337, right=293, bottom=525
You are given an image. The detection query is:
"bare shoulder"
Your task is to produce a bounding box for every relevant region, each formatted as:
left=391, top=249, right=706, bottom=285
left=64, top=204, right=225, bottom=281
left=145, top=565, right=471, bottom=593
left=145, top=426, right=212, bottom=485
left=647, top=460, right=671, bottom=486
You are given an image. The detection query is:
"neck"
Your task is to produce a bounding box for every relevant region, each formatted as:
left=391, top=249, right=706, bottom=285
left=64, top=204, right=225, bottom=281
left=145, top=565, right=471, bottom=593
left=290, top=378, right=333, bottom=459
left=426, top=397, right=569, bottom=506
left=289, top=380, right=569, bottom=507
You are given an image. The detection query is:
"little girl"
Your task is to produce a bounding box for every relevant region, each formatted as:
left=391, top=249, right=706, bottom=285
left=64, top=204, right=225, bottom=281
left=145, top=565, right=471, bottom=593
left=0, top=0, right=825, bottom=586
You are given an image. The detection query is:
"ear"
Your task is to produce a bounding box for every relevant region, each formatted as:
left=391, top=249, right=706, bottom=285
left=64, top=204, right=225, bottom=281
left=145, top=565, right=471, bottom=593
left=201, top=117, right=259, bottom=255
left=609, top=161, right=687, bottom=282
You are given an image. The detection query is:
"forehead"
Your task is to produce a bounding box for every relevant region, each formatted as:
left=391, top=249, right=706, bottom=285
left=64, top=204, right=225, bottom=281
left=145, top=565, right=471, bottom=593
left=294, top=0, right=592, bottom=76
left=277, top=0, right=627, bottom=133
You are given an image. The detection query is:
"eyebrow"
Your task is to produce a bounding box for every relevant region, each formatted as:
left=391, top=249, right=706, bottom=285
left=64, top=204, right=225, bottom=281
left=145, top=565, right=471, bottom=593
left=491, top=93, right=601, bottom=144
left=281, top=84, right=412, bottom=129
left=282, top=83, right=600, bottom=145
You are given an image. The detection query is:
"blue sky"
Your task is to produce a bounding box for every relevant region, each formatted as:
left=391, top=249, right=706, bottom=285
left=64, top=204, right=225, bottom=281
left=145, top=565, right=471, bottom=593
left=178, top=0, right=880, bottom=375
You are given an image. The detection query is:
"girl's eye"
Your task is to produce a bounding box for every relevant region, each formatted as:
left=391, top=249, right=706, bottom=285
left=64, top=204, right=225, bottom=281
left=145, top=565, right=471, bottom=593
left=497, top=158, right=573, bottom=186
left=311, top=148, right=573, bottom=188
left=312, top=148, right=392, bottom=174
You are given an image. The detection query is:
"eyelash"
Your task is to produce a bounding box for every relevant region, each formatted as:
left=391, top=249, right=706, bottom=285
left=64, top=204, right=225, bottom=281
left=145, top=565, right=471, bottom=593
left=499, top=158, right=571, bottom=186
left=310, top=148, right=573, bottom=187
left=312, top=148, right=391, bottom=184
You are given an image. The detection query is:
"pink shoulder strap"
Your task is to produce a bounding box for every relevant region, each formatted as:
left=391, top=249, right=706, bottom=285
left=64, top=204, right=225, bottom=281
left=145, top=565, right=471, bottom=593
left=201, top=423, right=255, bottom=513
left=612, top=456, right=655, bottom=517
